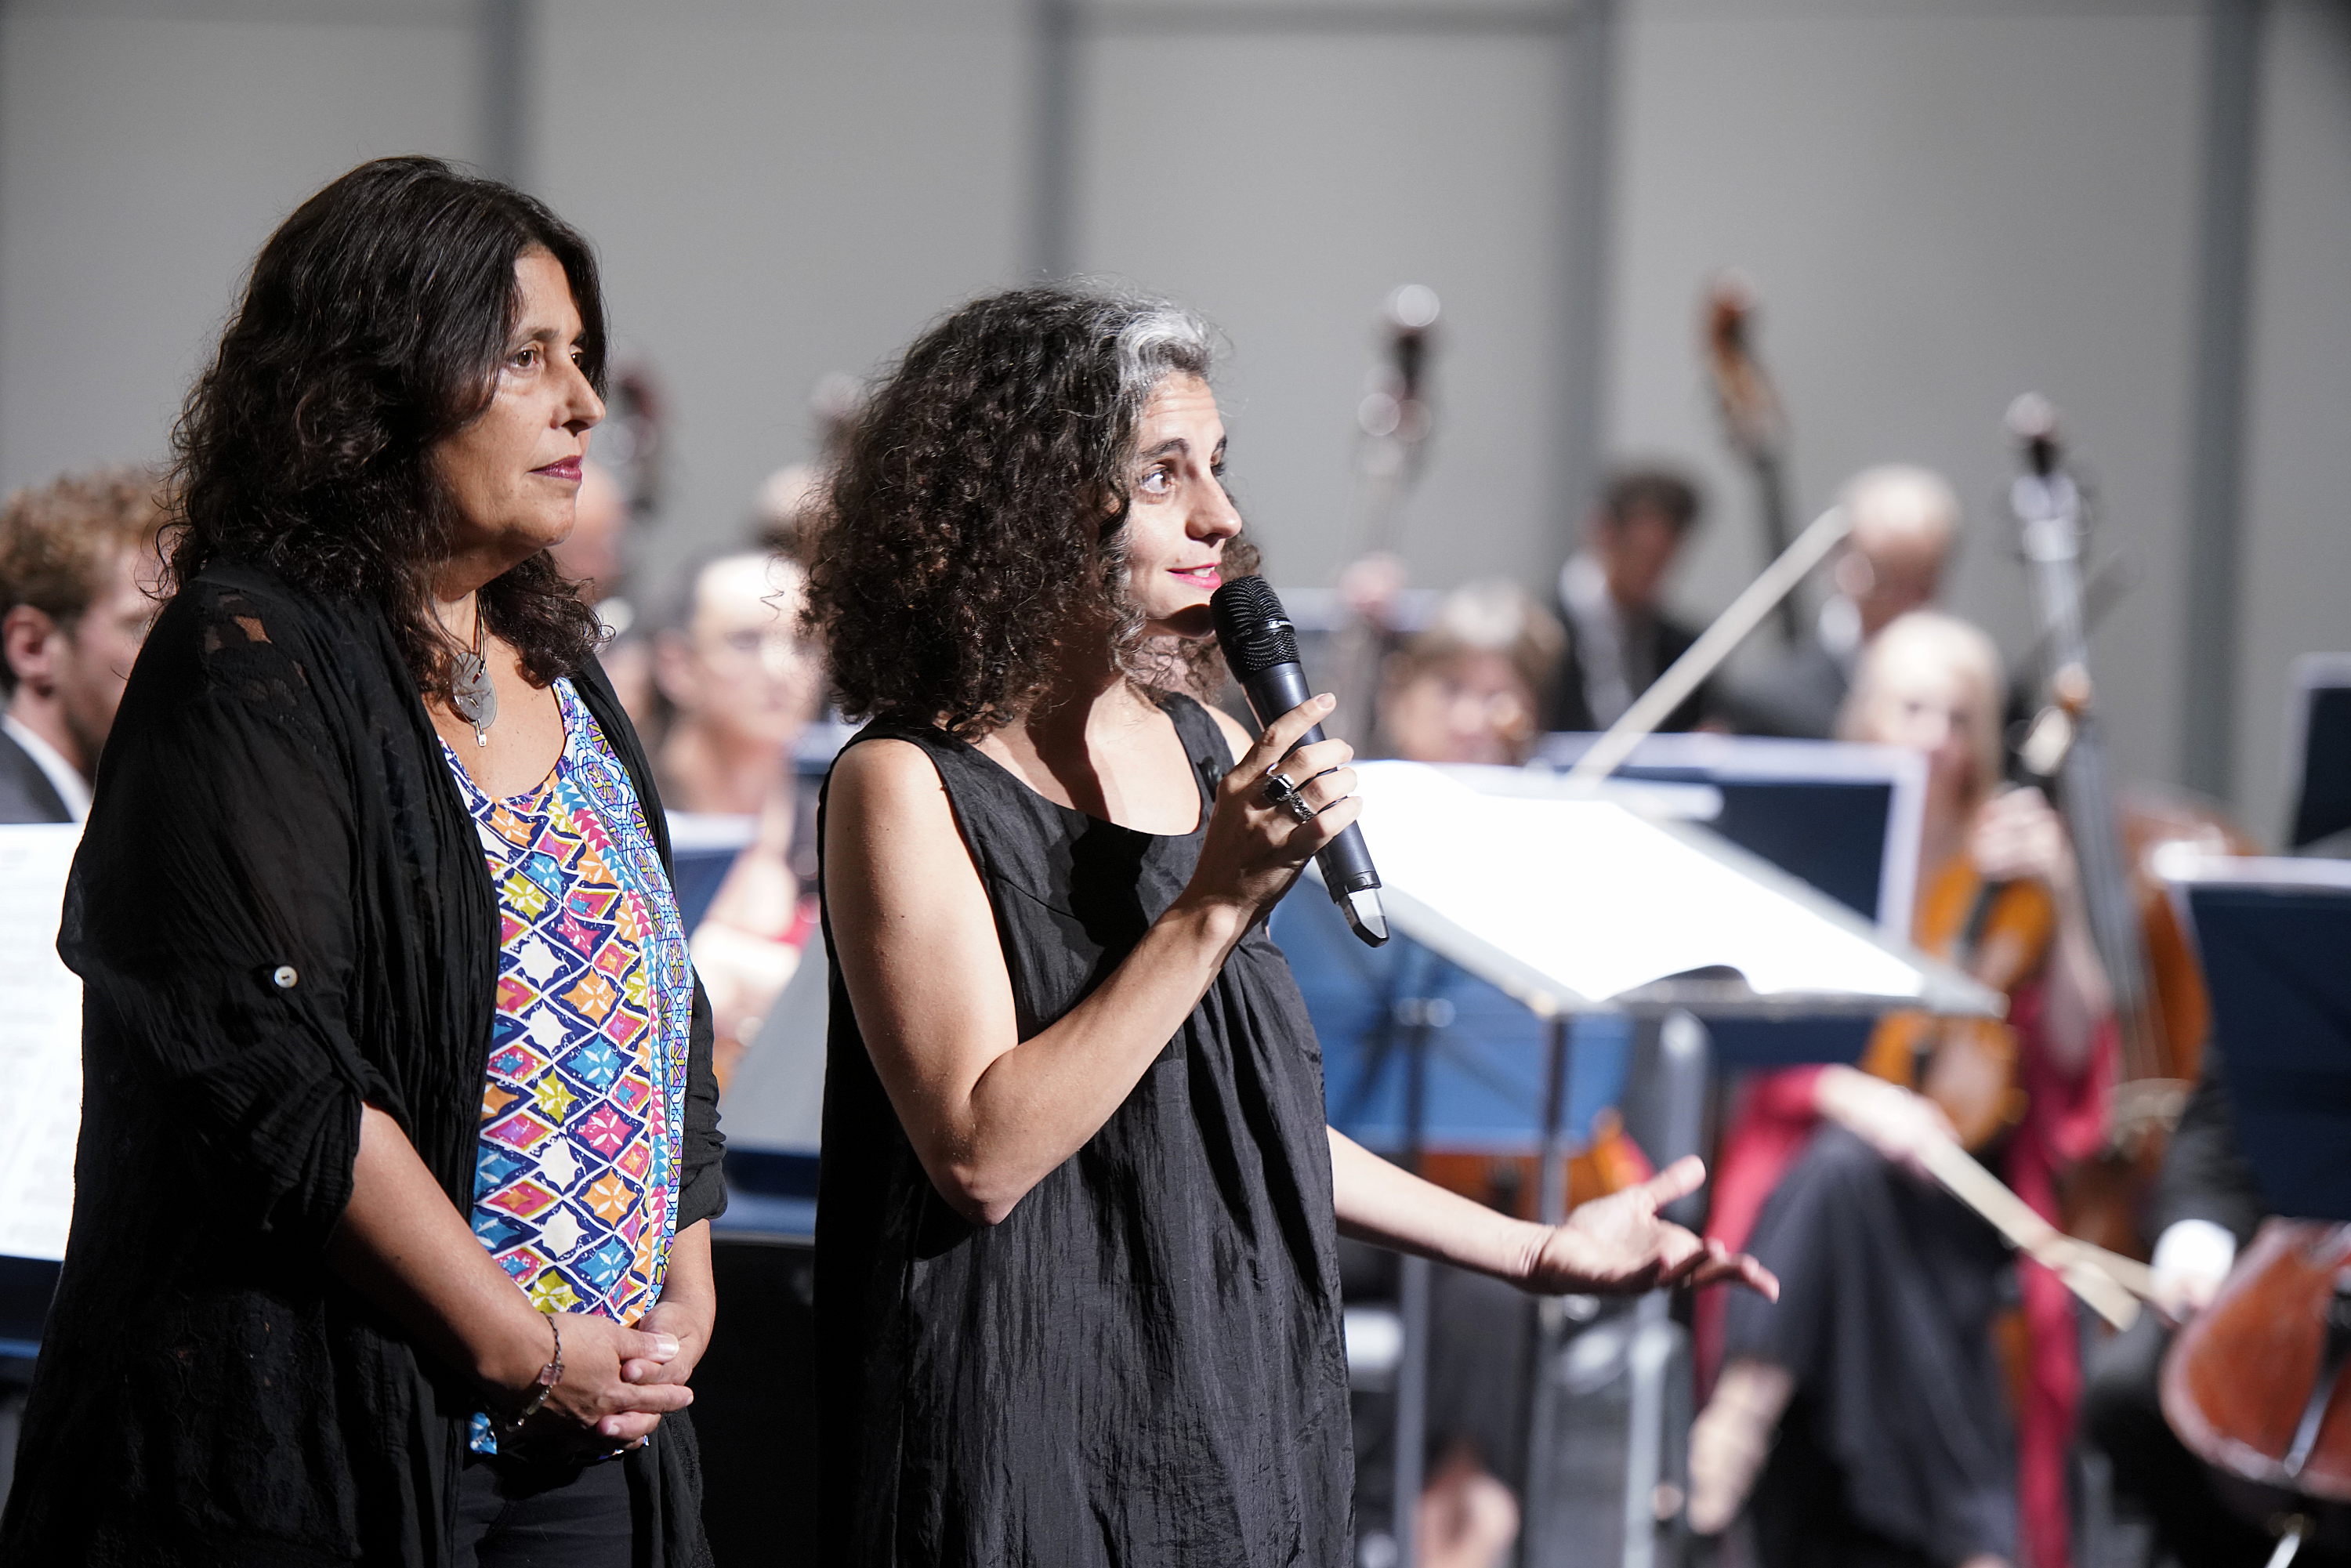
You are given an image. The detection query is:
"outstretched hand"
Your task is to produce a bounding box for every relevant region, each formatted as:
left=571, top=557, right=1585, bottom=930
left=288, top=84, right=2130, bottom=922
left=1520, top=1157, right=1778, bottom=1301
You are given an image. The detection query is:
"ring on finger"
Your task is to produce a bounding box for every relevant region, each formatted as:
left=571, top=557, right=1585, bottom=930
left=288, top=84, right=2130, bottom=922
left=1259, top=769, right=1320, bottom=824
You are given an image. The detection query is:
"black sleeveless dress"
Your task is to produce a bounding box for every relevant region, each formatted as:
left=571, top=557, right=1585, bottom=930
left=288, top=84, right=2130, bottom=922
left=814, top=693, right=1353, bottom=1566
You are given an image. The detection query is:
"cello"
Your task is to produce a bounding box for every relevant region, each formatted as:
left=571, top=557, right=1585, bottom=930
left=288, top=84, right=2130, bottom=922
left=2163, top=1220, right=2351, bottom=1562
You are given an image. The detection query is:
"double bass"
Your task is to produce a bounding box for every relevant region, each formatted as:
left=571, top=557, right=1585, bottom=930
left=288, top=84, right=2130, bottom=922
left=1701, top=276, right=1805, bottom=648
left=1998, top=399, right=2256, bottom=1258
left=1701, top=280, right=2047, bottom=1150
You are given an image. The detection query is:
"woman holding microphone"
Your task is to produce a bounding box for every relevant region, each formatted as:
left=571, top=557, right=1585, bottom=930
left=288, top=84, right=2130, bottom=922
left=808, top=284, right=1776, bottom=1566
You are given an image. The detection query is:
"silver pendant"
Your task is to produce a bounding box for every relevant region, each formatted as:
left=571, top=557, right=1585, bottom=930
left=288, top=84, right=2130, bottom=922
left=452, top=650, right=497, bottom=748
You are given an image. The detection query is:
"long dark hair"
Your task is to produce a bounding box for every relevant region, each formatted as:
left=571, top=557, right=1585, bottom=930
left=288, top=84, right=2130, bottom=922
left=807, top=285, right=1256, bottom=738
left=170, top=155, right=605, bottom=693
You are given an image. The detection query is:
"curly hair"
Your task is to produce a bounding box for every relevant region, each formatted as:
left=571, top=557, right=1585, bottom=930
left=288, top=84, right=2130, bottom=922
left=806, top=285, right=1258, bottom=737
left=169, top=155, right=603, bottom=694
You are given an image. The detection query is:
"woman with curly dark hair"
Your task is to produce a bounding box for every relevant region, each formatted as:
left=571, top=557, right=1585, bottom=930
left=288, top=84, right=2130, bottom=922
left=0, top=157, right=723, bottom=1566
left=810, top=284, right=1773, bottom=1566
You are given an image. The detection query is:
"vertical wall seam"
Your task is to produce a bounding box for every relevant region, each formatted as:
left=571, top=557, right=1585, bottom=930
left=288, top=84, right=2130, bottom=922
left=479, top=0, right=529, bottom=190
left=2179, top=0, right=2266, bottom=802
left=1556, top=0, right=1617, bottom=585
left=1030, top=0, right=1080, bottom=281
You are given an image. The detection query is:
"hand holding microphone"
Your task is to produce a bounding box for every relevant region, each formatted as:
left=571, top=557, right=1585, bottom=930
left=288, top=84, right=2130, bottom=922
left=1212, top=577, right=1389, bottom=947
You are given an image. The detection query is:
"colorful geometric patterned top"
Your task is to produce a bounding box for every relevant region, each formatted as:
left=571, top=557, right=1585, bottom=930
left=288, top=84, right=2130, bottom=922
left=439, top=678, right=695, bottom=1451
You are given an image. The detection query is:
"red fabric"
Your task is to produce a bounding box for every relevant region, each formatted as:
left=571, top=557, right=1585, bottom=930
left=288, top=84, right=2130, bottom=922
left=784, top=891, right=821, bottom=951
left=1697, top=991, right=2116, bottom=1568
left=2004, top=981, right=2116, bottom=1568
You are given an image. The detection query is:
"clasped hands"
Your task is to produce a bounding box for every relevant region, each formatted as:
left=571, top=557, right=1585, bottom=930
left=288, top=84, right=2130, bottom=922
left=1519, top=1155, right=1778, bottom=1302
left=494, top=1300, right=705, bottom=1461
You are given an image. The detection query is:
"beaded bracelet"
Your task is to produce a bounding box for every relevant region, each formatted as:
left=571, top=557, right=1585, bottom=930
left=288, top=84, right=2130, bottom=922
left=496, top=1314, right=563, bottom=1438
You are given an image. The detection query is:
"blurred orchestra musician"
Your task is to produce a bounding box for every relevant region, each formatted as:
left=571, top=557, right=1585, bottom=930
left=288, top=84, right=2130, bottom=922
left=654, top=548, right=826, bottom=1081
left=1725, top=463, right=1962, bottom=740
left=653, top=549, right=822, bottom=817
left=1379, top=579, right=1562, bottom=769
left=1550, top=465, right=1712, bottom=734
left=2080, top=1047, right=2351, bottom=1564
left=0, top=466, right=167, bottom=823
left=549, top=458, right=656, bottom=729
left=753, top=370, right=864, bottom=564
left=1688, top=611, right=2116, bottom=1568
left=753, top=463, right=823, bottom=563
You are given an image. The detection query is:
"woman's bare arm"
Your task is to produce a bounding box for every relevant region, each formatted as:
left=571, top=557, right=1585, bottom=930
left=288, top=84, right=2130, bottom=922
left=1328, top=1129, right=1777, bottom=1297
left=1212, top=709, right=1773, bottom=1298
left=826, top=697, right=1354, bottom=1226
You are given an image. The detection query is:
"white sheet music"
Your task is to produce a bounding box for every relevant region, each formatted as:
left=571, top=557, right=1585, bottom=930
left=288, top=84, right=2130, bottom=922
left=1353, top=762, right=1927, bottom=1006
left=0, top=824, right=82, bottom=1262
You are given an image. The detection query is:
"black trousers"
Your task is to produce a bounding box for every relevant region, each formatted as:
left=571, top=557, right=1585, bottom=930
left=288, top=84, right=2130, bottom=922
left=1725, top=1125, right=2017, bottom=1567
left=455, top=1450, right=643, bottom=1568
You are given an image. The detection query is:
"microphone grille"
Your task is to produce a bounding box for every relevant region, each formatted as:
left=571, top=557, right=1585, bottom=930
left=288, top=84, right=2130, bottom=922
left=1209, top=575, right=1300, bottom=678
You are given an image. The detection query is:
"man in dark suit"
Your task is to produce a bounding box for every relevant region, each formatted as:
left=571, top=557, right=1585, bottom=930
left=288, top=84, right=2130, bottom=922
left=0, top=466, right=167, bottom=824
left=1549, top=466, right=1712, bottom=733
left=1721, top=464, right=1960, bottom=740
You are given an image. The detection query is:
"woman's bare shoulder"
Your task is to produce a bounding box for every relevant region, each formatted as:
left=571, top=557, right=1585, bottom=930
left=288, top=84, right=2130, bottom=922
left=828, top=735, right=950, bottom=815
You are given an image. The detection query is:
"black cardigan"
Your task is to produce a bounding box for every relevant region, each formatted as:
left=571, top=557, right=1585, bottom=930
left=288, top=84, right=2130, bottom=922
left=0, top=562, right=724, bottom=1566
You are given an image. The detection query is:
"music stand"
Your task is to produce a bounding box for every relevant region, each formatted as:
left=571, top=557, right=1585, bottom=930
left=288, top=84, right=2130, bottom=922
left=1531, top=731, right=1929, bottom=1072
left=687, top=719, right=850, bottom=1235
left=2283, top=654, right=2351, bottom=856
left=1335, top=761, right=1998, bottom=1568
left=2161, top=851, right=2351, bottom=1222
left=715, top=927, right=831, bottom=1241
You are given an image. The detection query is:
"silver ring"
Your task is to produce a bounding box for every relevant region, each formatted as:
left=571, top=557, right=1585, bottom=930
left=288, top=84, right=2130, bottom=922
left=1260, top=770, right=1319, bottom=824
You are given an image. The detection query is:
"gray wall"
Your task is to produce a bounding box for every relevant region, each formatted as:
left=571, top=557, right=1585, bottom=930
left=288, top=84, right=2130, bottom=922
left=1607, top=0, right=2209, bottom=795
left=531, top=0, right=1031, bottom=550
left=0, top=0, right=2341, bottom=831
left=1072, top=10, right=1588, bottom=592
left=2238, top=0, right=2351, bottom=838
left=0, top=0, right=479, bottom=487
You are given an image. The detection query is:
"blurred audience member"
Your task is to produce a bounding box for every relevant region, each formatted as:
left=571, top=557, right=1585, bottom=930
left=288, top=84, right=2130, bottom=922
left=1724, top=463, right=1961, bottom=739
left=550, top=458, right=657, bottom=730
left=1379, top=580, right=1563, bottom=767
left=655, top=549, right=824, bottom=1081
left=0, top=466, right=167, bottom=822
left=1552, top=466, right=1710, bottom=733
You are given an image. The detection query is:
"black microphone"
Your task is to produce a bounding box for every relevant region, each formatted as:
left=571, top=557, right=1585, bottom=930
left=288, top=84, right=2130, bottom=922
left=1211, top=576, right=1389, bottom=947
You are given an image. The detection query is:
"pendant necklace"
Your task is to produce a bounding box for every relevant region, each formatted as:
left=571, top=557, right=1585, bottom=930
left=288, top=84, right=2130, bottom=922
left=451, top=598, right=498, bottom=748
